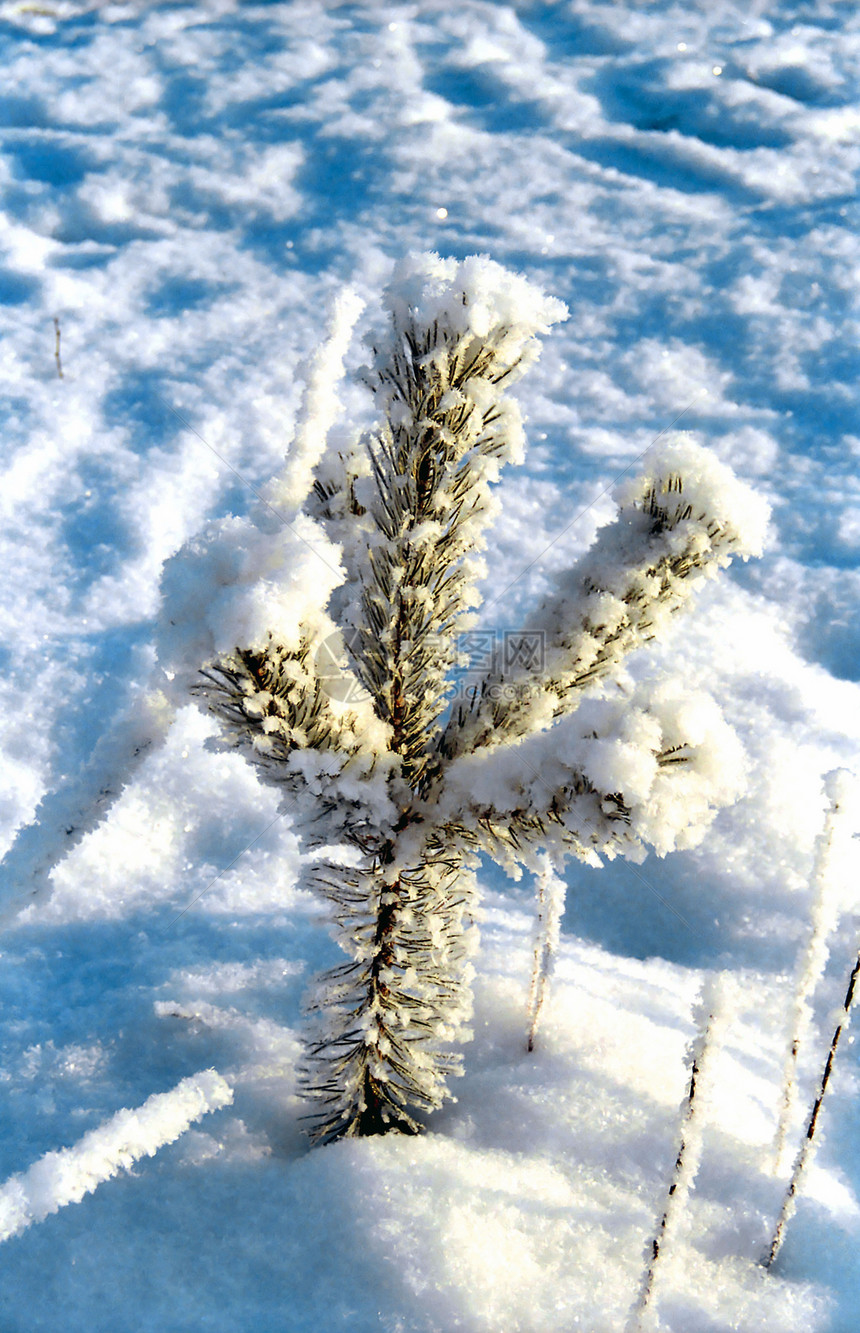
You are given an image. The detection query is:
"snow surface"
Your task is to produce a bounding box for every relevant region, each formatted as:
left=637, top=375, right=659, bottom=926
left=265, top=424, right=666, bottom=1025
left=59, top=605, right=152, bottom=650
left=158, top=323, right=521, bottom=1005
left=1, top=0, right=859, bottom=1330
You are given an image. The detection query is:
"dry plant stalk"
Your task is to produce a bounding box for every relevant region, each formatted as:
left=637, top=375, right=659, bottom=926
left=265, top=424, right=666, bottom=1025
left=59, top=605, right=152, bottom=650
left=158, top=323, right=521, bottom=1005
left=764, top=944, right=860, bottom=1268
left=627, top=976, right=731, bottom=1331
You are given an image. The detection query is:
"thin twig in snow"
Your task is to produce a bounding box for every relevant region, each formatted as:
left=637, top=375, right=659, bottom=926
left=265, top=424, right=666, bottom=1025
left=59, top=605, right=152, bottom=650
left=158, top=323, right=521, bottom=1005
left=764, top=944, right=860, bottom=1269
left=627, top=975, right=731, bottom=1332
left=526, top=851, right=566, bottom=1052
left=53, top=316, right=63, bottom=378
left=772, top=770, right=853, bottom=1174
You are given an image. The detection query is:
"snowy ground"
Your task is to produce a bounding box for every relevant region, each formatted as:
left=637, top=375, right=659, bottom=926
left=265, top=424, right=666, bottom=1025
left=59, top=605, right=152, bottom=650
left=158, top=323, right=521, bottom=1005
left=1, top=1, right=859, bottom=1329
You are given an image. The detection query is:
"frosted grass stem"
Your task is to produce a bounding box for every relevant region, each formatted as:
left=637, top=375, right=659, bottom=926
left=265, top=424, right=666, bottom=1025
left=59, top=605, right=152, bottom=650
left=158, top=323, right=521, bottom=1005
left=764, top=944, right=860, bottom=1269
left=772, top=770, right=852, bottom=1174
left=627, top=975, right=730, bottom=1332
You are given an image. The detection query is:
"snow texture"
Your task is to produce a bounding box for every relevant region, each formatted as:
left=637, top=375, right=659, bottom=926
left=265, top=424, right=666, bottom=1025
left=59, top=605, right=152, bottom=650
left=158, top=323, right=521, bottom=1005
left=1, top=0, right=859, bottom=1329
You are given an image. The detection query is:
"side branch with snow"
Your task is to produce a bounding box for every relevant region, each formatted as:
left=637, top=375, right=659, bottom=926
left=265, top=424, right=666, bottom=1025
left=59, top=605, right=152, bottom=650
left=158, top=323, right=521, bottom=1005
left=438, top=441, right=769, bottom=760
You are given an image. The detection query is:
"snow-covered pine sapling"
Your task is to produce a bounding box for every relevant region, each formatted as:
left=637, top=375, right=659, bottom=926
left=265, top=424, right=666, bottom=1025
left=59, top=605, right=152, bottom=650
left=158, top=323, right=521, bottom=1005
left=192, top=253, right=769, bottom=1144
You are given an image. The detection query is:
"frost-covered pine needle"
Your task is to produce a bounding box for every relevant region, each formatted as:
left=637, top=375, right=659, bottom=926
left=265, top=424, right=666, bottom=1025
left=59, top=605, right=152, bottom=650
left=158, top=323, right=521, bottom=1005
left=772, top=769, right=856, bottom=1174
left=627, top=974, right=734, bottom=1332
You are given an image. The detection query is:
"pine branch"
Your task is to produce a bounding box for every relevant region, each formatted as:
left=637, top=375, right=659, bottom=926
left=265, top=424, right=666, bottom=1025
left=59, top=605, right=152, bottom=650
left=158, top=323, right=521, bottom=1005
left=197, top=635, right=365, bottom=762
left=432, top=682, right=742, bottom=876
left=442, top=770, right=627, bottom=871
left=196, top=631, right=396, bottom=845
left=292, top=257, right=567, bottom=1140
left=299, top=843, right=476, bottom=1143
left=440, top=442, right=768, bottom=762
left=342, top=325, right=540, bottom=789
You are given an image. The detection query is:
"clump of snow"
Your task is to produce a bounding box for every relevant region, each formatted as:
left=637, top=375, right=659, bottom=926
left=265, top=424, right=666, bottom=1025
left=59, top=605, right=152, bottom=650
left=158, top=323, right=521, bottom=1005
left=614, top=433, right=772, bottom=560
left=380, top=251, right=568, bottom=369
left=157, top=512, right=345, bottom=691
left=440, top=679, right=746, bottom=865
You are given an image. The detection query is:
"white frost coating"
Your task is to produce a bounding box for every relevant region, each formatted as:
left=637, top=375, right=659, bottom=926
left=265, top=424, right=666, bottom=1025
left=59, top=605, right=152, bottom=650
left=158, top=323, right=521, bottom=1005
left=526, top=851, right=567, bottom=1050
left=0, top=1071, right=233, bottom=1243
left=157, top=512, right=345, bottom=690
left=162, top=254, right=765, bottom=1147
left=614, top=433, right=772, bottom=559
left=311, top=251, right=570, bottom=721
left=446, top=434, right=771, bottom=759
left=608, top=685, right=748, bottom=858
left=772, top=769, right=860, bottom=1173
left=438, top=682, right=746, bottom=864
left=765, top=936, right=860, bottom=1267
left=382, top=251, right=569, bottom=364
left=290, top=255, right=570, bottom=1141
left=628, top=973, right=739, bottom=1331
left=266, top=285, right=365, bottom=515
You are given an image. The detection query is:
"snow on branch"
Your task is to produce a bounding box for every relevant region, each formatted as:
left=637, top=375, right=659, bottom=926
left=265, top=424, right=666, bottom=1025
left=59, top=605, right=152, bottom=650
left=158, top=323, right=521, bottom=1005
left=441, top=436, right=770, bottom=759
left=0, top=1070, right=233, bottom=1243
left=307, top=252, right=568, bottom=794
left=436, top=680, right=747, bottom=870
